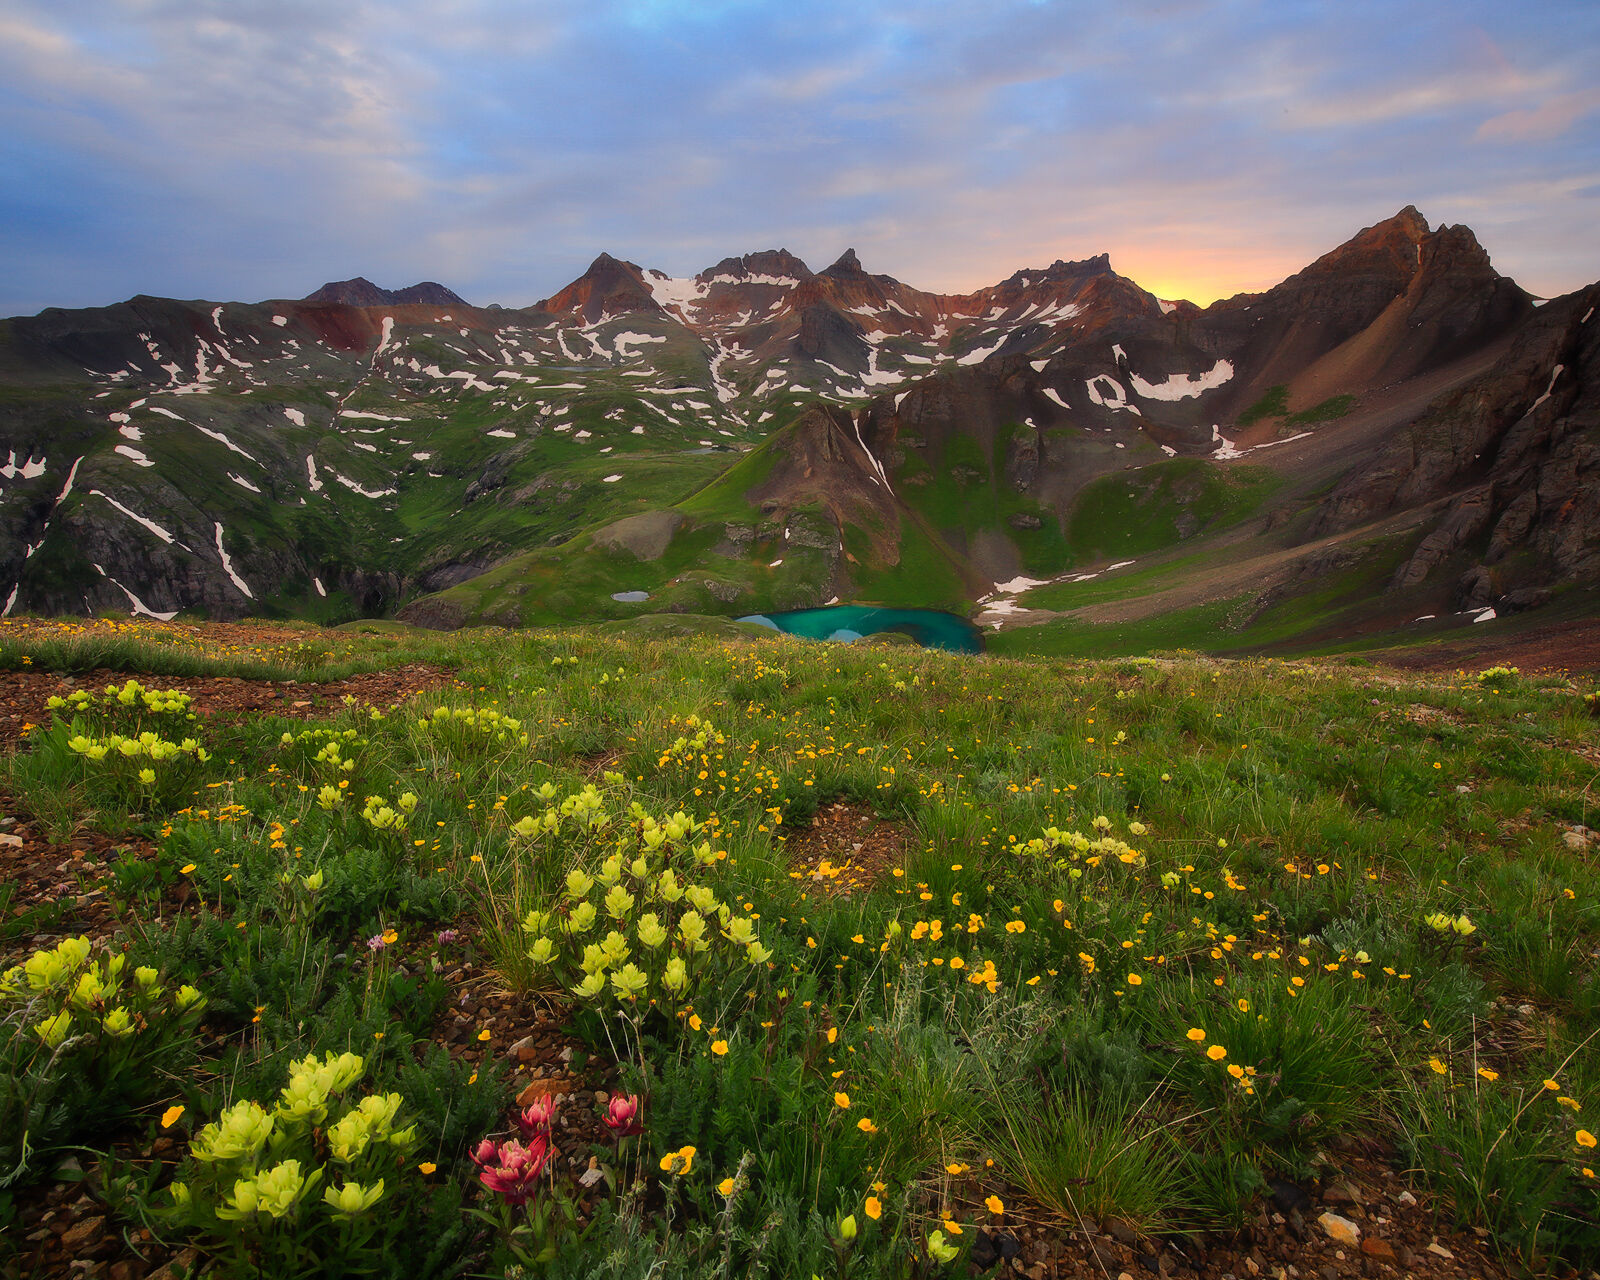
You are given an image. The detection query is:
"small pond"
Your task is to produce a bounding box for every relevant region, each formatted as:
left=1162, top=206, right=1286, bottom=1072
left=611, top=591, right=651, bottom=602
left=737, top=605, right=983, bottom=654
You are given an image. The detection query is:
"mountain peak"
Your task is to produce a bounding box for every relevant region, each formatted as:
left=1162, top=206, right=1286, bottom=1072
left=302, top=277, right=468, bottom=308
left=536, top=254, right=659, bottom=321
left=700, top=249, right=815, bottom=285
left=823, top=248, right=865, bottom=277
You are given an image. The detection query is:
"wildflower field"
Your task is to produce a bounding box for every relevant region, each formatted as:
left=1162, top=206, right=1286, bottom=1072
left=0, top=617, right=1597, bottom=1279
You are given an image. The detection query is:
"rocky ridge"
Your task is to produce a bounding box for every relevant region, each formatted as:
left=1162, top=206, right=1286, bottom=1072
left=0, top=209, right=1593, bottom=642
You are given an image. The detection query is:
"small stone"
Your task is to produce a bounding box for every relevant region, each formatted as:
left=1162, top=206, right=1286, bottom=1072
left=1317, top=1212, right=1361, bottom=1247
left=1360, top=1238, right=1397, bottom=1263
left=1425, top=1242, right=1453, bottom=1259
left=148, top=1248, right=200, bottom=1280
left=0, top=833, right=22, bottom=846
left=1395, top=1190, right=1417, bottom=1206
left=60, top=1215, right=106, bottom=1252
left=1105, top=1217, right=1141, bottom=1246
left=1322, top=1180, right=1361, bottom=1207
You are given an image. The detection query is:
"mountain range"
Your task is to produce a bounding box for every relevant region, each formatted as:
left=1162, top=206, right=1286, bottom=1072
left=0, top=207, right=1594, bottom=654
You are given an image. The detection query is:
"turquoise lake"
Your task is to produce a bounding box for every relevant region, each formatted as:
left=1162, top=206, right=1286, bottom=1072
left=737, top=606, right=984, bottom=654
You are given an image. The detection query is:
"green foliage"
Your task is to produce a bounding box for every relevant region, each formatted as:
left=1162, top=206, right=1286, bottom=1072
left=0, top=937, right=206, bottom=1187
left=988, top=1087, right=1192, bottom=1231
left=5, top=621, right=1600, bottom=1274
left=153, top=1050, right=449, bottom=1279
left=1237, top=385, right=1289, bottom=426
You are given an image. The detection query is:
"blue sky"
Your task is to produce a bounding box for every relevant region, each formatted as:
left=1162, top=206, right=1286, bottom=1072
left=2, top=0, right=1597, bottom=316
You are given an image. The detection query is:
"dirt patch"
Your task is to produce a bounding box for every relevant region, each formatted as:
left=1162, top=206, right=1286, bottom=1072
left=780, top=800, right=911, bottom=897
left=1372, top=615, right=1600, bottom=677
left=0, top=663, right=458, bottom=753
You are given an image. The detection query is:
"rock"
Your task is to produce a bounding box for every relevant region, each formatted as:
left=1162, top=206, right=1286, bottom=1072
left=147, top=1248, right=200, bottom=1280
left=1269, top=1178, right=1312, bottom=1213
left=60, top=1214, right=106, bottom=1253
left=1317, top=1212, right=1361, bottom=1247
left=1321, top=1180, right=1361, bottom=1207
left=1394, top=1190, right=1417, bottom=1206
left=1359, top=1238, right=1397, bottom=1263
left=514, top=1076, right=574, bottom=1107
left=1104, top=1216, right=1141, bottom=1246
left=1425, top=1242, right=1453, bottom=1259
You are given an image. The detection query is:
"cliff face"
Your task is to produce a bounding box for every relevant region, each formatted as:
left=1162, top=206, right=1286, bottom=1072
left=1312, top=283, right=1600, bottom=609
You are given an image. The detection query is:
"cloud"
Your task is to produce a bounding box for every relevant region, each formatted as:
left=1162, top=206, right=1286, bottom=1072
left=0, top=0, right=1596, bottom=315
left=1476, top=88, right=1600, bottom=142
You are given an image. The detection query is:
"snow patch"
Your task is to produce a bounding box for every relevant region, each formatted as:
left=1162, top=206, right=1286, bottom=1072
left=11, top=454, right=46, bottom=480
left=1042, top=387, right=1070, bottom=410
left=314, top=577, right=327, bottom=597
left=94, top=566, right=178, bottom=620
left=614, top=331, right=667, bottom=358
left=1129, top=359, right=1234, bottom=401
left=341, top=410, right=406, bottom=421
left=1084, top=375, right=1128, bottom=409
left=411, top=451, right=432, bottom=461
left=487, top=429, right=516, bottom=439
left=306, top=455, right=323, bottom=491
left=1473, top=608, right=1497, bottom=624
left=229, top=473, right=261, bottom=493
left=55, top=457, right=83, bottom=505
left=115, top=445, right=154, bottom=467
left=602, top=474, right=623, bottom=483
left=331, top=473, right=397, bottom=499
left=213, top=523, right=254, bottom=597
left=283, top=407, right=307, bottom=427
left=994, top=575, right=1049, bottom=594
left=1529, top=364, right=1564, bottom=414
left=957, top=337, right=1007, bottom=366
left=91, top=489, right=174, bottom=542
left=272, top=315, right=289, bottom=327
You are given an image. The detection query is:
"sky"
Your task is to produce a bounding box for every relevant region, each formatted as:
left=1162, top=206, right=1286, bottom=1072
left=2, top=0, right=1598, bottom=318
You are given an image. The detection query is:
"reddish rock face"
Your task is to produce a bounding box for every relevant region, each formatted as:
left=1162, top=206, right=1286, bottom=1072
left=535, top=253, right=662, bottom=325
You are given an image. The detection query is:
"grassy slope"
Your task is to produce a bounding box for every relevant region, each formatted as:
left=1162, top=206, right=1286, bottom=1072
left=2, top=620, right=1597, bottom=1273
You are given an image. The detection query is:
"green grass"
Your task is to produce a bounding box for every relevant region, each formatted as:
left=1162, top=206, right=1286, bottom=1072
left=1065, top=459, right=1281, bottom=561
left=2, top=620, right=1597, bottom=1275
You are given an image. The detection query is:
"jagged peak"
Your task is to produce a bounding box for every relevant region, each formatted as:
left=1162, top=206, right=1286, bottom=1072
left=822, top=248, right=865, bottom=277
left=699, top=249, right=815, bottom=286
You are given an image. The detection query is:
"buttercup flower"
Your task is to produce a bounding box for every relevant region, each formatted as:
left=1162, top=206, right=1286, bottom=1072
left=659, top=1144, right=696, bottom=1175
